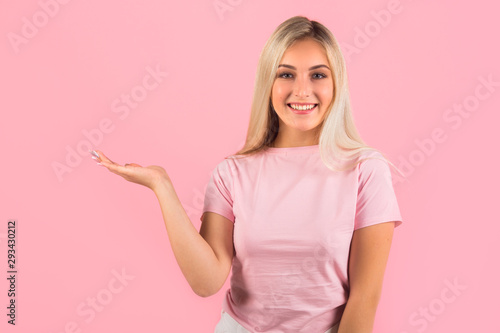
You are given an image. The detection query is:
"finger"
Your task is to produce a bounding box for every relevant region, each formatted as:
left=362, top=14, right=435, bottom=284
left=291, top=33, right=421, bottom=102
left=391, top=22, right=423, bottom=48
left=99, top=160, right=131, bottom=175
left=89, top=149, right=103, bottom=162
left=93, top=150, right=115, bottom=164
left=89, top=150, right=100, bottom=160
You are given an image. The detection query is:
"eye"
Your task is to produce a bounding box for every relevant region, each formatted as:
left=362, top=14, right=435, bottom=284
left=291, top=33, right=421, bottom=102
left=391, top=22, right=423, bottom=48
left=313, top=73, right=327, bottom=79
left=276, top=72, right=328, bottom=79
left=278, top=72, right=293, bottom=79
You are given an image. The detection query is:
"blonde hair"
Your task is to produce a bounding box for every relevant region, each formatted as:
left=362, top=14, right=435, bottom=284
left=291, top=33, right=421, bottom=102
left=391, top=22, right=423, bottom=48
left=226, top=15, right=405, bottom=178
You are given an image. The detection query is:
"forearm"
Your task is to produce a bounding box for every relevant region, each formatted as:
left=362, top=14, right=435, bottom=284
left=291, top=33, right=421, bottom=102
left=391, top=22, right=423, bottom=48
left=153, top=179, right=224, bottom=297
left=337, top=294, right=379, bottom=333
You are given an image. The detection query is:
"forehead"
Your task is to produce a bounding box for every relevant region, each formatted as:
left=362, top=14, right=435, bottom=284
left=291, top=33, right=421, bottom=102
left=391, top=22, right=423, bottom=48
left=280, top=38, right=328, bottom=66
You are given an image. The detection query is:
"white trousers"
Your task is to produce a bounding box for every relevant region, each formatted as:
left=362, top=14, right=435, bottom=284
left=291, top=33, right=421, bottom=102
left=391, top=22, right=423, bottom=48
left=214, top=309, right=340, bottom=333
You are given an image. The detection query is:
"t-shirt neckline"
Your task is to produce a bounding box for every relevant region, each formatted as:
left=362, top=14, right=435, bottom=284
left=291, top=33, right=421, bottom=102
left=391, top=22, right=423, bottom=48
left=265, top=144, right=319, bottom=154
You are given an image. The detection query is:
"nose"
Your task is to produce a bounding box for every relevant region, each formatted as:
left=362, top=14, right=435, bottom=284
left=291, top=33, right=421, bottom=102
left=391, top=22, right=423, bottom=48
left=293, top=75, right=311, bottom=98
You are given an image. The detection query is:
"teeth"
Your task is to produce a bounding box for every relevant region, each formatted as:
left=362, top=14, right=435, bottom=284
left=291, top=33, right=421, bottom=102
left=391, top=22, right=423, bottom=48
left=289, top=104, right=316, bottom=111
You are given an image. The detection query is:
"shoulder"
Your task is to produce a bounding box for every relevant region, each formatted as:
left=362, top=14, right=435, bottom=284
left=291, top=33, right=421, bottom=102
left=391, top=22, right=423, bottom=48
left=210, top=153, right=251, bottom=182
left=356, top=149, right=390, bottom=170
left=355, top=149, right=393, bottom=183
left=210, top=157, right=234, bottom=180
left=220, top=151, right=264, bottom=172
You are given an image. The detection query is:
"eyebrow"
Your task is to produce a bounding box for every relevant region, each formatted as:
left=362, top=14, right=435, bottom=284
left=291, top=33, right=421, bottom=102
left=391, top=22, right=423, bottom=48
left=277, top=64, right=330, bottom=71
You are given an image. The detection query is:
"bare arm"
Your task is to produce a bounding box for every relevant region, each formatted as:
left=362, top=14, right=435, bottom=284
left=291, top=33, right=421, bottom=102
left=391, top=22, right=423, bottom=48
left=91, top=149, right=233, bottom=297
left=338, top=221, right=396, bottom=333
left=153, top=180, right=233, bottom=297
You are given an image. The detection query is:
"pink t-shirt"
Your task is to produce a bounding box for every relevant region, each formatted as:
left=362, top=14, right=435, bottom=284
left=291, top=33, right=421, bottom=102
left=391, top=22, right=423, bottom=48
left=201, top=144, right=403, bottom=333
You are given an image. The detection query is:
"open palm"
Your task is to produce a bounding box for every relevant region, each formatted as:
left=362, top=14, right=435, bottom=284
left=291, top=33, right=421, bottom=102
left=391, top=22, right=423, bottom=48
left=90, top=149, right=170, bottom=192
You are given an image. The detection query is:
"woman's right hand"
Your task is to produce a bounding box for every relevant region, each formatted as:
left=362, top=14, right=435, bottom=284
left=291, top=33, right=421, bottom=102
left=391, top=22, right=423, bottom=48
left=90, top=149, right=171, bottom=193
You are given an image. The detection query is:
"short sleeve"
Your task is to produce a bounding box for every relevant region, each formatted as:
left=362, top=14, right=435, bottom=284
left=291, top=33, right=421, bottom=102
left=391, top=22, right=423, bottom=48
left=354, top=155, right=403, bottom=230
left=200, top=159, right=235, bottom=223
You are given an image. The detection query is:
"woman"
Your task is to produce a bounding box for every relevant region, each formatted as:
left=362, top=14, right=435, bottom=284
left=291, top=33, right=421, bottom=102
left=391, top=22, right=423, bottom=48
left=90, top=16, right=404, bottom=333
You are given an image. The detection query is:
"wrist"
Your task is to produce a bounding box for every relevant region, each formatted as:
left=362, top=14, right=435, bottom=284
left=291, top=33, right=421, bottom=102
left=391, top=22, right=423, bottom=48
left=152, top=176, right=173, bottom=196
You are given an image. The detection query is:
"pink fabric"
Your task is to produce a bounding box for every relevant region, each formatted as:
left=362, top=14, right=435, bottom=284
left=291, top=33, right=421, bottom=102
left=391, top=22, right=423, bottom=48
left=201, top=144, right=403, bottom=333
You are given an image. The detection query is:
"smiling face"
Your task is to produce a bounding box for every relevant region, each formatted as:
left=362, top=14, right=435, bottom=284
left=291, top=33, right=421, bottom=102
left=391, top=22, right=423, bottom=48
left=270, top=38, right=334, bottom=147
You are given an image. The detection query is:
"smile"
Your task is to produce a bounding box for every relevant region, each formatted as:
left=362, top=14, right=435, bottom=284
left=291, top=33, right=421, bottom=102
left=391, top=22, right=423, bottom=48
left=287, top=103, right=318, bottom=114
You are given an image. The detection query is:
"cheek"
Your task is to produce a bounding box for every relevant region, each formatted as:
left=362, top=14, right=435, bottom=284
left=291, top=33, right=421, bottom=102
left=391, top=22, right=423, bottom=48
left=272, top=82, right=290, bottom=101
left=318, top=84, right=334, bottom=102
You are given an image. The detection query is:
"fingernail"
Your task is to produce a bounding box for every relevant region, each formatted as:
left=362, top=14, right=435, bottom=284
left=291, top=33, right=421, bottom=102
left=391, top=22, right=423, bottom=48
left=96, top=162, right=105, bottom=167
left=91, top=156, right=99, bottom=161
left=90, top=150, right=100, bottom=159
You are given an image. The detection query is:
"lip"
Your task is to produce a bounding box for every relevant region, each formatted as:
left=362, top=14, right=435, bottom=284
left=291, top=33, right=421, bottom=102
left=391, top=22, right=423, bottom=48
left=288, top=103, right=317, bottom=114
left=288, top=102, right=318, bottom=105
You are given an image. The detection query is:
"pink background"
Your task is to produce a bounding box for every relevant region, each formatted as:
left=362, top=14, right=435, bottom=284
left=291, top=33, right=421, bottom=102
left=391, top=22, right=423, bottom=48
left=1, top=0, right=498, bottom=332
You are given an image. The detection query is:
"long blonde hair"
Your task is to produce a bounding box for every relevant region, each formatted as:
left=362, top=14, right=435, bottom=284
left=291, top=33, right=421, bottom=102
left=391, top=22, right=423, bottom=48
left=226, top=15, right=404, bottom=178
